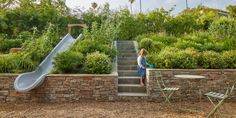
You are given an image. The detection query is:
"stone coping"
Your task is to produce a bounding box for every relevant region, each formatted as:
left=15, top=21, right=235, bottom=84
left=0, top=72, right=118, bottom=77
left=147, top=68, right=236, bottom=71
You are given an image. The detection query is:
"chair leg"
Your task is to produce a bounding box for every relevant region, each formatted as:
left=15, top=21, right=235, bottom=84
left=207, top=99, right=225, bottom=118
left=164, top=91, right=175, bottom=104
left=207, top=96, right=216, bottom=107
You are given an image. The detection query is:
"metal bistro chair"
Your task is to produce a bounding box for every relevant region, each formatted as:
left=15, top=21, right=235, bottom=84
left=205, top=80, right=236, bottom=118
left=156, top=71, right=179, bottom=104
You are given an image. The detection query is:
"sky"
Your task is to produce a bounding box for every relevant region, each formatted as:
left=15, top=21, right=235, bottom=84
left=65, top=0, right=236, bottom=15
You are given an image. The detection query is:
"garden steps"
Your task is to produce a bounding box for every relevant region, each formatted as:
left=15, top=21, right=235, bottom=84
left=118, top=65, right=137, bottom=70
left=118, top=60, right=137, bottom=65
left=118, top=70, right=137, bottom=76
left=118, top=84, right=146, bottom=93
left=118, top=76, right=140, bottom=84
left=117, top=41, right=147, bottom=96
left=118, top=57, right=137, bottom=60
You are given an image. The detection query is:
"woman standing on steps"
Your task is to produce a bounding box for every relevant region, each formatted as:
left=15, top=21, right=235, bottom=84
left=137, top=48, right=147, bottom=86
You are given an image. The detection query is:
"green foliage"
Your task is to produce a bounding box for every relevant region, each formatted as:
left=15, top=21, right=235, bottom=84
left=209, top=17, right=236, bottom=38
left=85, top=52, right=112, bottom=74
left=0, top=38, right=22, bottom=53
left=222, top=50, right=236, bottom=69
left=72, top=39, right=117, bottom=58
left=53, top=51, right=84, bottom=73
left=116, top=9, right=146, bottom=40
left=83, top=20, right=118, bottom=44
left=0, top=54, right=17, bottom=73
left=155, top=47, right=179, bottom=68
left=200, top=51, right=226, bottom=69
left=227, top=5, right=236, bottom=18
left=155, top=48, right=198, bottom=69
left=0, top=0, right=78, bottom=38
left=165, top=14, right=201, bottom=36
left=175, top=39, right=202, bottom=50
left=22, top=24, right=59, bottom=62
left=0, top=54, right=36, bottom=73
left=145, top=9, right=170, bottom=32
left=139, top=38, right=153, bottom=51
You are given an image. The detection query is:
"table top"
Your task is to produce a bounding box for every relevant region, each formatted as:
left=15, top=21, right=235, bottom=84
left=174, top=74, right=206, bottom=79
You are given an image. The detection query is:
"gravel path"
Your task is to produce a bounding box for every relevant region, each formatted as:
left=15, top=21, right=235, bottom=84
left=0, top=102, right=236, bottom=118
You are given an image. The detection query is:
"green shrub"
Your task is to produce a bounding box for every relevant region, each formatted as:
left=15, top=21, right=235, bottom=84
left=73, top=39, right=117, bottom=58
left=175, top=39, right=202, bottom=50
left=222, top=50, right=236, bottom=69
left=155, top=47, right=179, bottom=68
left=200, top=42, right=226, bottom=52
left=0, top=38, right=23, bottom=53
left=139, top=38, right=153, bottom=51
left=53, top=51, right=84, bottom=73
left=17, top=31, right=32, bottom=41
left=209, top=17, right=236, bottom=38
left=22, top=24, right=59, bottom=62
left=85, top=52, right=112, bottom=74
left=200, top=51, right=226, bottom=69
left=175, top=48, right=199, bottom=69
left=155, top=47, right=199, bottom=69
left=146, top=53, right=156, bottom=64
left=0, top=54, right=16, bottom=73
left=0, top=54, right=36, bottom=73
left=151, top=35, right=177, bottom=45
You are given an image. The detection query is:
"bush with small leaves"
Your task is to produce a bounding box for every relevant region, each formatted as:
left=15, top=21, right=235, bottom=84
left=85, top=52, right=112, bottom=74
left=222, top=50, right=236, bottom=69
left=139, top=38, right=153, bottom=51
left=53, top=51, right=84, bottom=73
left=200, top=51, right=226, bottom=69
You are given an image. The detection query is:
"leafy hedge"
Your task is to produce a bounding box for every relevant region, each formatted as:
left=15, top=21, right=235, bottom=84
left=85, top=52, right=112, bottom=74
left=53, top=51, right=84, bottom=73
left=137, top=32, right=236, bottom=69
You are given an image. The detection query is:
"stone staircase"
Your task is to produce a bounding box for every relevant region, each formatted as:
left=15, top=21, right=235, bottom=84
left=117, top=41, right=147, bottom=96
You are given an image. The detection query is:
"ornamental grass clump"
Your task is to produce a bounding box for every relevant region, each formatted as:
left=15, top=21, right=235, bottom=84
left=85, top=52, right=112, bottom=74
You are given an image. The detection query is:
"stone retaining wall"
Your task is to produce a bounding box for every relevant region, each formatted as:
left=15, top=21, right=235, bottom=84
left=1, top=69, right=236, bottom=102
left=0, top=74, right=118, bottom=103
left=146, top=69, right=236, bottom=101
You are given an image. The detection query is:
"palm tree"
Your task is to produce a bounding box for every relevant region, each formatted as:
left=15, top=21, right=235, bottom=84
left=129, top=0, right=135, bottom=13
left=91, top=2, right=98, bottom=10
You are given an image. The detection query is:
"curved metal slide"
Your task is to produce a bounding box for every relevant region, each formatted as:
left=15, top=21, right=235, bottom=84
left=14, top=33, right=83, bottom=92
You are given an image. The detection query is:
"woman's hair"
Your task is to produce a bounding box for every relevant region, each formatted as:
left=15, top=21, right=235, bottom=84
left=139, top=48, right=147, bottom=56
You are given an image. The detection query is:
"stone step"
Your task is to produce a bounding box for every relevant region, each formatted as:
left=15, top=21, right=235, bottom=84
left=117, top=46, right=135, bottom=51
left=118, top=60, right=137, bottom=65
left=119, top=53, right=137, bottom=57
left=118, top=50, right=136, bottom=53
left=118, top=65, right=137, bottom=70
left=118, top=70, right=137, bottom=76
left=118, top=92, right=148, bottom=96
left=117, top=41, right=133, bottom=43
left=118, top=57, right=137, bottom=60
left=118, top=84, right=146, bottom=93
left=118, top=76, right=140, bottom=84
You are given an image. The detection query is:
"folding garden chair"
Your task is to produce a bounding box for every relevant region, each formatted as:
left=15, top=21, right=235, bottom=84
left=155, top=71, right=179, bottom=104
left=205, top=80, right=236, bottom=118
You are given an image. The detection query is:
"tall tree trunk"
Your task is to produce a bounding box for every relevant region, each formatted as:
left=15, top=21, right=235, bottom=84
left=130, top=3, right=132, bottom=13
left=139, top=0, right=142, bottom=13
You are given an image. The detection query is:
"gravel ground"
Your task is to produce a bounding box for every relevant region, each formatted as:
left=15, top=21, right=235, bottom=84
left=0, top=101, right=236, bottom=118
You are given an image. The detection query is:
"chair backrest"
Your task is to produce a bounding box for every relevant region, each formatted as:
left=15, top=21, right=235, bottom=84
left=225, top=79, right=236, bottom=97
left=155, top=71, right=166, bottom=88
